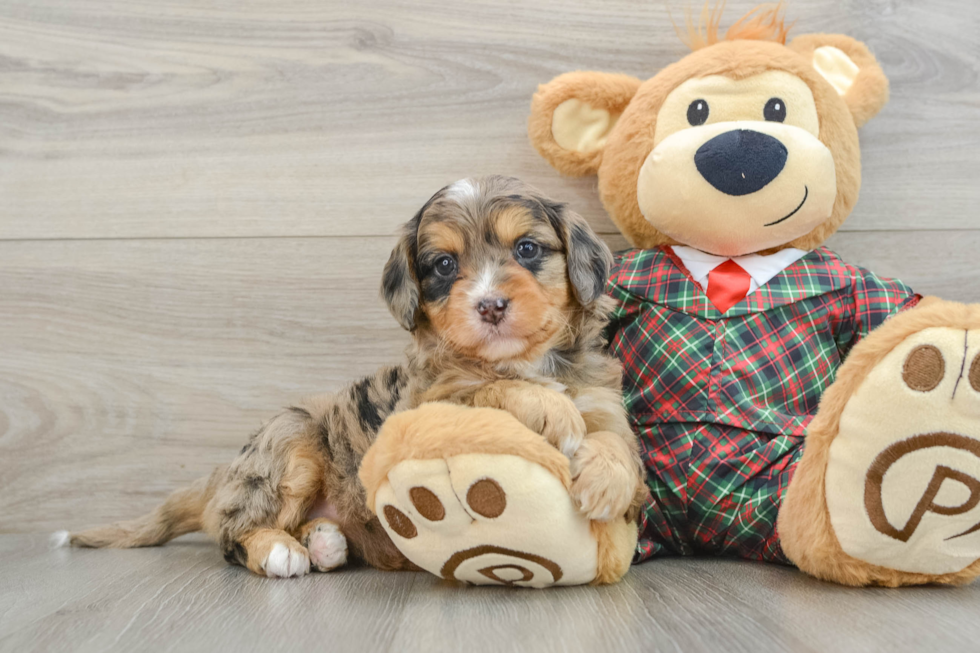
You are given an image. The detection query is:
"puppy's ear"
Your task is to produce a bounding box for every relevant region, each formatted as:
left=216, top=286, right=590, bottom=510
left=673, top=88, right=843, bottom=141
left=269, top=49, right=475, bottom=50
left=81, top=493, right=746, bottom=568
left=529, top=71, right=642, bottom=177
left=789, top=34, right=889, bottom=128
left=381, top=217, right=421, bottom=332
left=542, top=200, right=613, bottom=306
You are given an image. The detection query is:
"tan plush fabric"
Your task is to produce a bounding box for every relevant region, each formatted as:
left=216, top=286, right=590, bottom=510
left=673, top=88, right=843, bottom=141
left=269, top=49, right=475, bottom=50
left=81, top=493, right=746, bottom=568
left=812, top=45, right=860, bottom=95
left=789, top=33, right=889, bottom=128
left=526, top=10, right=980, bottom=588
left=825, top=327, right=980, bottom=575
left=529, top=71, right=642, bottom=177
left=778, top=299, right=980, bottom=587
left=359, top=403, right=572, bottom=512
left=359, top=403, right=638, bottom=587
left=376, top=453, right=598, bottom=587
left=528, top=35, right=890, bottom=254
left=552, top=99, right=621, bottom=154
left=636, top=117, right=837, bottom=257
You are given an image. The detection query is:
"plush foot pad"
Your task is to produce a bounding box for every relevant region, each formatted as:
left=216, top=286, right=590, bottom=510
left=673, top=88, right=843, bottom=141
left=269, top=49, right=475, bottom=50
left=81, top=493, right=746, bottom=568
left=826, top=326, right=980, bottom=575
left=375, top=453, right=598, bottom=587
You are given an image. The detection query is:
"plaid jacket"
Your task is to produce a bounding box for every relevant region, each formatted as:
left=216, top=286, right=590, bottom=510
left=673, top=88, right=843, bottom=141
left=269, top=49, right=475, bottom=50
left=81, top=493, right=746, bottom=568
left=606, top=246, right=920, bottom=561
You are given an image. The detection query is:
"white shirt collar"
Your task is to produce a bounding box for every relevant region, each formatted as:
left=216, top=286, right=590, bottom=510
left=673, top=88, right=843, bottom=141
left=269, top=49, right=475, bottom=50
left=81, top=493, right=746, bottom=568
left=671, top=246, right=809, bottom=294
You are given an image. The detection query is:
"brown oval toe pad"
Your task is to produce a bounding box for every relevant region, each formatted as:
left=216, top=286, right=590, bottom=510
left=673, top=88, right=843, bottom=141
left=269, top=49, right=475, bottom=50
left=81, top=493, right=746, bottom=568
left=467, top=478, right=507, bottom=518
left=383, top=505, right=417, bottom=539
left=409, top=486, right=446, bottom=521
left=903, top=345, right=945, bottom=392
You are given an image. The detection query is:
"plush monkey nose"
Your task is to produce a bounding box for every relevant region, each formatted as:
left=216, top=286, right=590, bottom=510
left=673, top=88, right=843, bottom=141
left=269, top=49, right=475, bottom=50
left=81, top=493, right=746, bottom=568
left=695, top=129, right=788, bottom=196
left=477, top=297, right=509, bottom=325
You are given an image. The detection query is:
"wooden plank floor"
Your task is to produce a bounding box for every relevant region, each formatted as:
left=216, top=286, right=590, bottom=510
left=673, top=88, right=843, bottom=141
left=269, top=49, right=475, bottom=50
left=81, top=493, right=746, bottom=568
left=1, top=0, right=979, bottom=648
left=1, top=533, right=979, bottom=653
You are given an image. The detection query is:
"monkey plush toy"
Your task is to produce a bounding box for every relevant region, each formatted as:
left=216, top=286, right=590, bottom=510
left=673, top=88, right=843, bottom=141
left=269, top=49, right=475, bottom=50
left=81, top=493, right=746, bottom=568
left=528, top=6, right=980, bottom=586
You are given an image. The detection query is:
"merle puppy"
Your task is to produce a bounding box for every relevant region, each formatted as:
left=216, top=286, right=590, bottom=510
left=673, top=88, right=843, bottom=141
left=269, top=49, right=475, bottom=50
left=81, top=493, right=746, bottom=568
left=64, top=176, right=646, bottom=578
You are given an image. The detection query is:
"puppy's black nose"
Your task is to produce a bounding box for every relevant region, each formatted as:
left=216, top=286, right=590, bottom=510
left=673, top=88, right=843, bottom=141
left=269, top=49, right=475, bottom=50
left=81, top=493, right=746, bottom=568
left=694, top=129, right=787, bottom=196
left=477, top=297, right=509, bottom=325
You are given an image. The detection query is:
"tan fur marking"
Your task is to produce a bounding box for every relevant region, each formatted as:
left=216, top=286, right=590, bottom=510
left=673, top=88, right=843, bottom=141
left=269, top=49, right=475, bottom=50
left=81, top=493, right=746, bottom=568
left=420, top=221, right=467, bottom=258
left=276, top=441, right=326, bottom=531
left=493, top=205, right=561, bottom=249
left=240, top=528, right=308, bottom=577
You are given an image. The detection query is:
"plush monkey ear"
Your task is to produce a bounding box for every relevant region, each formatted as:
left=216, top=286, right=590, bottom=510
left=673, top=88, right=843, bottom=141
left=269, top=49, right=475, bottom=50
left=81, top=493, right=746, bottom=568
left=529, top=71, right=643, bottom=177
left=539, top=198, right=613, bottom=305
left=790, top=34, right=889, bottom=128
left=381, top=215, right=422, bottom=332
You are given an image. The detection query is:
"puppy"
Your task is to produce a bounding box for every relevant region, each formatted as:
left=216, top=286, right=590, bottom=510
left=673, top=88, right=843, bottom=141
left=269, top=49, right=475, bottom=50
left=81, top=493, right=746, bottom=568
left=65, top=176, right=647, bottom=578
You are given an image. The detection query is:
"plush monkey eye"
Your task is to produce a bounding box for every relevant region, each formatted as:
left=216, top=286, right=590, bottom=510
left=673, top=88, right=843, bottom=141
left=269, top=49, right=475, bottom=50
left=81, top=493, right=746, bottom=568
left=764, top=98, right=786, bottom=122
left=514, top=239, right=541, bottom=260
left=434, top=255, right=457, bottom=277
left=687, top=99, right=709, bottom=126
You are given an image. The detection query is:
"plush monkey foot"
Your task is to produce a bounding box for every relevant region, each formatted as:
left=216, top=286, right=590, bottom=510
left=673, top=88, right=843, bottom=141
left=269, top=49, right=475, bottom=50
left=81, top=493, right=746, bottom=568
left=780, top=298, right=980, bottom=586
left=358, top=403, right=638, bottom=588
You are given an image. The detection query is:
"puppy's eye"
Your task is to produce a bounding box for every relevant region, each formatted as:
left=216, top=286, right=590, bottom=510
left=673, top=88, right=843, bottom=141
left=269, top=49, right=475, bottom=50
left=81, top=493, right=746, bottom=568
left=764, top=97, right=786, bottom=122
left=434, top=255, right=457, bottom=277
left=514, top=240, right=541, bottom=260
left=687, top=99, right=709, bottom=126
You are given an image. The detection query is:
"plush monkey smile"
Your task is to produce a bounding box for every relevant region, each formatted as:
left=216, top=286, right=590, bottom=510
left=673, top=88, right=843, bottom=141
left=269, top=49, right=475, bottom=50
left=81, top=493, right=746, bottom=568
left=764, top=186, right=809, bottom=227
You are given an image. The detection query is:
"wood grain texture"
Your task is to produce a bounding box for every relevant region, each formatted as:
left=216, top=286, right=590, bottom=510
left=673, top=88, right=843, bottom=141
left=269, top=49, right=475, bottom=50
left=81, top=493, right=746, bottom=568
left=1, top=533, right=979, bottom=653
left=0, top=0, right=978, bottom=544
left=0, top=0, right=978, bottom=239
left=0, top=237, right=409, bottom=532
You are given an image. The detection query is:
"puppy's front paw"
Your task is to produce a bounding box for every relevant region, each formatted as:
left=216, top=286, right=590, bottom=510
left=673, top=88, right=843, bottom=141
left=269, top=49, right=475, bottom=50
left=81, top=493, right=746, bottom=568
left=569, top=437, right=637, bottom=521
left=542, top=399, right=588, bottom=458
left=262, top=541, right=311, bottom=578
left=521, top=389, right=587, bottom=458
left=473, top=382, right=586, bottom=457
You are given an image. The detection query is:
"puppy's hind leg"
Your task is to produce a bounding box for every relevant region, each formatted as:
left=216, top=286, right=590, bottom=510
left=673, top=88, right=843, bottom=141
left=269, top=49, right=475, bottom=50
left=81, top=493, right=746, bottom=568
left=204, top=407, right=327, bottom=577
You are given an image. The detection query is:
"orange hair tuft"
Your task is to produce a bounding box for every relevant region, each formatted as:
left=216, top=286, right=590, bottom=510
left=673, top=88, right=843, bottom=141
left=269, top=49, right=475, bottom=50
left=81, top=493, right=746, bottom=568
left=673, top=1, right=793, bottom=51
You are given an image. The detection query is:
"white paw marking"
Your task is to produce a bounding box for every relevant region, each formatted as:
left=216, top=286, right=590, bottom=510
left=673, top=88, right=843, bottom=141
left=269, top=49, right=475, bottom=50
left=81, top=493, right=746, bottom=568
left=49, top=530, right=70, bottom=549
left=308, top=524, right=348, bottom=571
left=263, top=542, right=310, bottom=578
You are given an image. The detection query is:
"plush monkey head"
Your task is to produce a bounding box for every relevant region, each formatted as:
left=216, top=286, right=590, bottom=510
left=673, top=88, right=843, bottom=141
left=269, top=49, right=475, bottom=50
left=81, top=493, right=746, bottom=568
left=529, top=6, right=890, bottom=257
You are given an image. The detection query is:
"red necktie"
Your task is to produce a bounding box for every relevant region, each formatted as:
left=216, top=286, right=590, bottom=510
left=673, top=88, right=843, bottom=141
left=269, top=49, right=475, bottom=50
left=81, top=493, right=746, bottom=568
left=706, top=260, right=752, bottom=313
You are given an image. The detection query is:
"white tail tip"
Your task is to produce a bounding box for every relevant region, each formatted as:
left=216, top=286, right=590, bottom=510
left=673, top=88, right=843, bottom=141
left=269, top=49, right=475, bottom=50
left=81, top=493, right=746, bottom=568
left=49, top=530, right=71, bottom=549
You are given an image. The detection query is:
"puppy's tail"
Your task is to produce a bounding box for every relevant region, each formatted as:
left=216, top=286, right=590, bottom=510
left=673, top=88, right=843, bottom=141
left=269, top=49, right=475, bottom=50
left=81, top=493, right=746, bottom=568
left=58, top=470, right=221, bottom=549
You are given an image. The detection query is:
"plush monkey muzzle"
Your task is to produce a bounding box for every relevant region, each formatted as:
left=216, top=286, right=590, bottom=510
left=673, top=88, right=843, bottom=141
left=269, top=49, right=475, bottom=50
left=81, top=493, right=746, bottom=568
left=635, top=69, right=840, bottom=257
left=694, top=128, right=787, bottom=196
